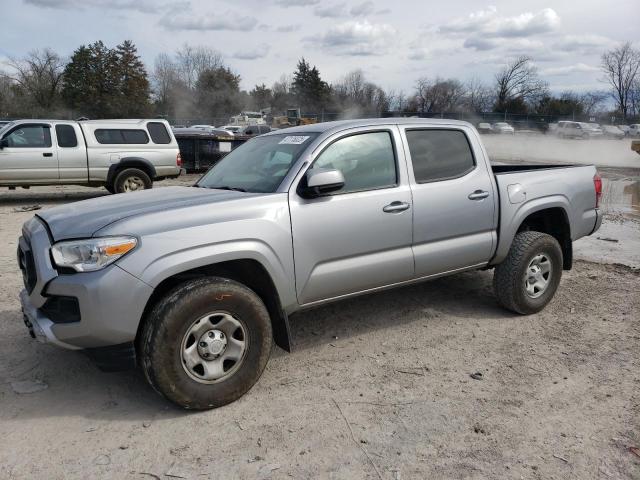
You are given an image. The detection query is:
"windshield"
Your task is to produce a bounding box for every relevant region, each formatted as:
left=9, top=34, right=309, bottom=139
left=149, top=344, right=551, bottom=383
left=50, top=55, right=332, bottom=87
left=197, top=133, right=318, bottom=193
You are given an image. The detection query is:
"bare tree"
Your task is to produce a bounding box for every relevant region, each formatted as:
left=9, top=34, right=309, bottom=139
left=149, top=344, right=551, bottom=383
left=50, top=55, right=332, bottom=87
left=601, top=42, right=640, bottom=118
left=333, top=69, right=391, bottom=115
left=2, top=48, right=65, bottom=114
left=630, top=79, right=640, bottom=117
left=176, top=44, right=224, bottom=90
left=494, top=56, right=548, bottom=110
left=414, top=77, right=466, bottom=113
left=579, top=91, right=607, bottom=116
left=463, top=78, right=494, bottom=112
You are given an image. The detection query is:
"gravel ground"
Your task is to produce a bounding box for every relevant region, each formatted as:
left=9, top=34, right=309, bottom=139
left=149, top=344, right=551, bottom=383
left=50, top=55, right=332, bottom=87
left=0, top=172, right=639, bottom=479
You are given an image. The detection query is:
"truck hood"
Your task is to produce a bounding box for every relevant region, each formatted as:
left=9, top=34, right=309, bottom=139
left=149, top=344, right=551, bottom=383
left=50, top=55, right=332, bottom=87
left=37, top=186, right=262, bottom=241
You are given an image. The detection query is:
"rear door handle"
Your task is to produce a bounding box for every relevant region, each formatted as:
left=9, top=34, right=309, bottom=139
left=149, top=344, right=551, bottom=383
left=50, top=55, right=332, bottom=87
left=43, top=152, right=53, bottom=157
left=383, top=201, right=410, bottom=213
left=468, top=190, right=489, bottom=200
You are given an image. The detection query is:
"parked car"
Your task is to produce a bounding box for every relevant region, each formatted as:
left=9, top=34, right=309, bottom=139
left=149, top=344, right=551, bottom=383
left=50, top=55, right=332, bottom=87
left=618, top=125, right=630, bottom=136
left=629, top=124, right=640, bottom=137
left=218, top=125, right=243, bottom=135
left=587, top=123, right=604, bottom=135
left=491, top=122, right=515, bottom=134
left=601, top=125, right=625, bottom=139
left=556, top=120, right=601, bottom=139
left=0, top=119, right=181, bottom=193
left=239, top=124, right=272, bottom=136
left=18, top=118, right=603, bottom=409
left=477, top=122, right=493, bottom=134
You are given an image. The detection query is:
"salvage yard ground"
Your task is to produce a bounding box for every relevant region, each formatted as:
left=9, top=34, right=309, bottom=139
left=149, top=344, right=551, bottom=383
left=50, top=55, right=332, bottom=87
left=1, top=137, right=639, bottom=479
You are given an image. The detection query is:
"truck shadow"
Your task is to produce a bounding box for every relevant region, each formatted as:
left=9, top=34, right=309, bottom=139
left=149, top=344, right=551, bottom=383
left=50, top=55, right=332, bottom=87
left=1, top=269, right=511, bottom=421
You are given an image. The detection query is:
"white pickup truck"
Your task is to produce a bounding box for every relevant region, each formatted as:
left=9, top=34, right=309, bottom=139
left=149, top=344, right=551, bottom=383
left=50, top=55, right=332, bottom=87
left=0, top=119, right=182, bottom=193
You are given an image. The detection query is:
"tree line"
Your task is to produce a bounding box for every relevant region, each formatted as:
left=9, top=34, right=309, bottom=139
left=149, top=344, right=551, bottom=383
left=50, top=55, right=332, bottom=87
left=1, top=40, right=639, bottom=123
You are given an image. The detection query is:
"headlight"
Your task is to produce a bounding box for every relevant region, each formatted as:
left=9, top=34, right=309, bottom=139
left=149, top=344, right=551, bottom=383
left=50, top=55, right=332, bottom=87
left=51, top=236, right=137, bottom=272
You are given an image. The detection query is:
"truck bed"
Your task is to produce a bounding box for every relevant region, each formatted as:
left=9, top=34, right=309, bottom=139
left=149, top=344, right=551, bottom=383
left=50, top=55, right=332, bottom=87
left=489, top=162, right=600, bottom=266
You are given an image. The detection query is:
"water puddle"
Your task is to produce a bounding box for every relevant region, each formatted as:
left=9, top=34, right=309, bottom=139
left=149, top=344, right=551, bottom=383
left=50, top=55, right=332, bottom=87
left=601, top=178, right=640, bottom=220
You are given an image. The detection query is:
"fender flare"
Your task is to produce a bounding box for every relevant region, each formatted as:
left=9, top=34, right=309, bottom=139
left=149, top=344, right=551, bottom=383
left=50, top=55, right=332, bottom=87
left=492, top=195, right=572, bottom=265
left=107, top=157, right=157, bottom=185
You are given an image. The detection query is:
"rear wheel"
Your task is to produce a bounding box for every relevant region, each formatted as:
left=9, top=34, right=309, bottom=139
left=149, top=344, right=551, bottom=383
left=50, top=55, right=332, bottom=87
left=114, top=168, right=152, bottom=193
left=493, top=231, right=563, bottom=314
left=140, top=277, right=273, bottom=409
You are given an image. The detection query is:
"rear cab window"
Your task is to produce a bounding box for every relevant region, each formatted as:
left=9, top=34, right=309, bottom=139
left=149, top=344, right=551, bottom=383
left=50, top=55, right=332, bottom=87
left=55, top=124, right=78, bottom=148
left=147, top=122, right=172, bottom=144
left=405, top=129, right=475, bottom=183
left=95, top=129, right=149, bottom=144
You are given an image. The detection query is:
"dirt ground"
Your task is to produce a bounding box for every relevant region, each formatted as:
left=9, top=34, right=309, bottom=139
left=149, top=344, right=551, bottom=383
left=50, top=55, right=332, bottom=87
left=1, top=169, right=639, bottom=479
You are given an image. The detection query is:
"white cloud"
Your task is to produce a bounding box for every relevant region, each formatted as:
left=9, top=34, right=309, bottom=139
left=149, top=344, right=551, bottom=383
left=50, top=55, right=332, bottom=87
left=553, top=34, right=617, bottom=52
left=275, top=0, right=320, bottom=6
left=24, top=0, right=163, bottom=13
left=314, top=4, right=347, bottom=18
left=440, top=7, right=560, bottom=38
left=160, top=11, right=258, bottom=31
left=540, top=63, right=600, bottom=76
left=233, top=44, right=270, bottom=60
left=276, top=24, right=301, bottom=33
left=310, top=20, right=397, bottom=56
left=350, top=1, right=375, bottom=17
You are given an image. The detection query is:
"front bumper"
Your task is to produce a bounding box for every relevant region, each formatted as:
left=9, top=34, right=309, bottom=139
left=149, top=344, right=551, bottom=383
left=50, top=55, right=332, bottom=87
left=18, top=217, right=154, bottom=350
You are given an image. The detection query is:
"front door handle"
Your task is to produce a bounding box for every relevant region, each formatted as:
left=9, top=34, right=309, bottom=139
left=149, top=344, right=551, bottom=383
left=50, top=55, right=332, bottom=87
left=383, top=201, right=410, bottom=213
left=43, top=152, right=53, bottom=157
left=468, top=190, right=489, bottom=200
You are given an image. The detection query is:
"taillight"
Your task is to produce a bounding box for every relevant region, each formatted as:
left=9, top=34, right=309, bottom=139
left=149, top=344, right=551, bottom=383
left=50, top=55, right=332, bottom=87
left=176, top=152, right=182, bottom=167
left=593, top=172, right=602, bottom=208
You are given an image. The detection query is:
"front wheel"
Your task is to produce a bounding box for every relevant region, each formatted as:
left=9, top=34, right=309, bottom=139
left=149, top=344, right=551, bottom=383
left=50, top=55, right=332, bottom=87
left=493, top=231, right=563, bottom=314
left=140, top=277, right=273, bottom=409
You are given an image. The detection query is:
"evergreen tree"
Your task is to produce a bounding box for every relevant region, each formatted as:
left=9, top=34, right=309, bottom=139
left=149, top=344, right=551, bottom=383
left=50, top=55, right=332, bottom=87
left=115, top=40, right=151, bottom=117
left=291, top=58, right=329, bottom=113
left=195, top=67, right=242, bottom=120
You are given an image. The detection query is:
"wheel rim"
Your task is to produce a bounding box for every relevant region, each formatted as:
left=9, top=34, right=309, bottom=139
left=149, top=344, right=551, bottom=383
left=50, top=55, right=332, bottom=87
left=122, top=176, right=145, bottom=192
left=180, top=312, right=248, bottom=384
left=524, top=254, right=552, bottom=299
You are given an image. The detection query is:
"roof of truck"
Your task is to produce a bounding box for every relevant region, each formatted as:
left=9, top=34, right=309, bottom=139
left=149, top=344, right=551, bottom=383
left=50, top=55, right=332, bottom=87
left=265, top=117, right=472, bottom=136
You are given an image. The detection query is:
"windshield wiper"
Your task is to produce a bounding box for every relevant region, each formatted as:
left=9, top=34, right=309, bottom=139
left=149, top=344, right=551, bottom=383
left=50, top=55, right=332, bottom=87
left=207, top=185, right=247, bottom=192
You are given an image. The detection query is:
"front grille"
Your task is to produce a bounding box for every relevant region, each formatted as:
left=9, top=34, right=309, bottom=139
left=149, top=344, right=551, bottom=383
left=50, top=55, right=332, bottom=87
left=17, top=243, right=37, bottom=294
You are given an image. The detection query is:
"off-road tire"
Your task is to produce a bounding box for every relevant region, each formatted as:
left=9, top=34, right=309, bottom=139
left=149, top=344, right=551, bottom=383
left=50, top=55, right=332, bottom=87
left=114, top=168, right=152, bottom=193
left=493, top=231, right=563, bottom=314
left=140, top=277, right=273, bottom=410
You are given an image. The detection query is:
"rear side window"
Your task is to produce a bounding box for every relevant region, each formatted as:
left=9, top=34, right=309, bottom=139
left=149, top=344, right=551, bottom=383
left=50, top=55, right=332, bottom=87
left=406, top=129, right=475, bottom=183
left=95, top=129, right=149, bottom=144
left=55, top=124, right=78, bottom=148
left=3, top=125, right=52, bottom=148
left=313, top=131, right=397, bottom=194
left=147, top=122, right=171, bottom=144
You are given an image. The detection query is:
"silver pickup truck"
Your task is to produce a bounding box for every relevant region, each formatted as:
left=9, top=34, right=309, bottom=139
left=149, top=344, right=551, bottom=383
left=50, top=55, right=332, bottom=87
left=18, top=118, right=603, bottom=409
left=0, top=119, right=181, bottom=193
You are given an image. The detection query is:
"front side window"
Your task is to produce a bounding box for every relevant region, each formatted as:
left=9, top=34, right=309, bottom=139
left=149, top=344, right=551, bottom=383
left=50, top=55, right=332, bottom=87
left=197, top=133, right=318, bottom=193
left=406, top=129, right=475, bottom=183
left=55, top=124, right=78, bottom=148
left=3, top=125, right=52, bottom=148
left=95, top=129, right=149, bottom=144
left=311, top=131, right=397, bottom=194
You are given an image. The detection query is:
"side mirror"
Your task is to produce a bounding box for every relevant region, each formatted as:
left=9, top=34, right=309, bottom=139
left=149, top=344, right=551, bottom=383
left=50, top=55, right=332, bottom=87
left=299, top=168, right=345, bottom=198
left=0, top=138, right=8, bottom=149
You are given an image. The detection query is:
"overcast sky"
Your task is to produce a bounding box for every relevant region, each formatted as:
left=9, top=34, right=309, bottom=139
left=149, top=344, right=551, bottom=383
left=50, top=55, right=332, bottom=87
left=2, top=0, right=639, bottom=94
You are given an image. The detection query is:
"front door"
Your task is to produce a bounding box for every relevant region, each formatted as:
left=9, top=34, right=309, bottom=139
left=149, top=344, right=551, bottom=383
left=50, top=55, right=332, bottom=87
left=0, top=123, right=58, bottom=184
left=289, top=127, right=414, bottom=305
left=401, top=127, right=496, bottom=277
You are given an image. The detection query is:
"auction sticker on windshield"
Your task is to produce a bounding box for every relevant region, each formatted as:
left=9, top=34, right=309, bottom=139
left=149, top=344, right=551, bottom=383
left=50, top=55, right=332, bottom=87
left=279, top=136, right=310, bottom=145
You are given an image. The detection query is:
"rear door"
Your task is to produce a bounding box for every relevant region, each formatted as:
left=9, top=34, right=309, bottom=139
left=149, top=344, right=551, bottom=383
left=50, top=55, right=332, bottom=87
left=289, top=126, right=414, bottom=304
left=55, top=123, right=88, bottom=182
left=0, top=123, right=57, bottom=183
left=401, top=126, right=496, bottom=278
